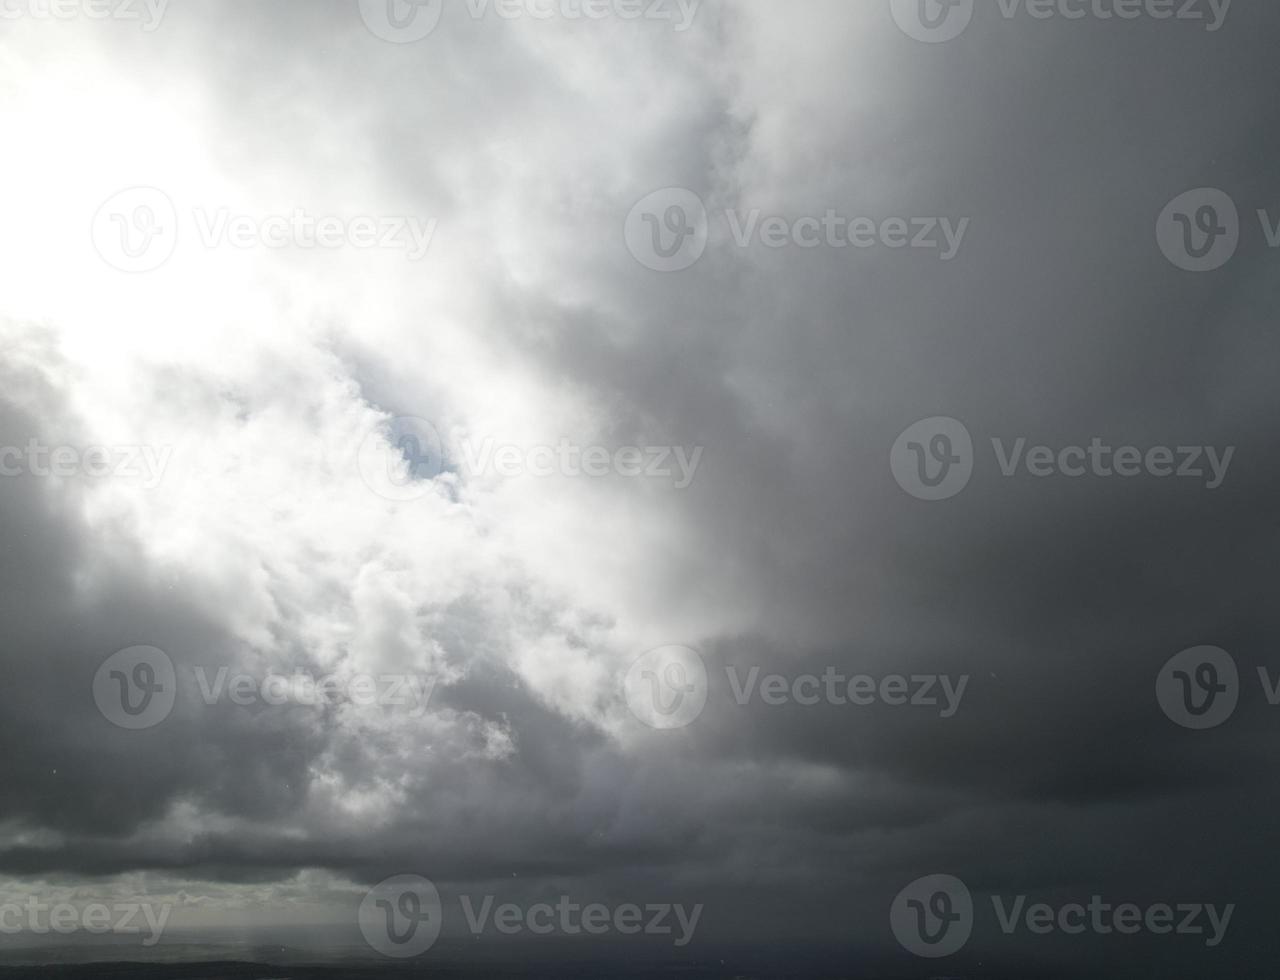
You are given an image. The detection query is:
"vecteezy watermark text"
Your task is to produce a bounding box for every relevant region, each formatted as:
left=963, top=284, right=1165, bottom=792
left=0, top=441, right=172, bottom=488
left=726, top=666, right=968, bottom=717
left=891, top=0, right=1230, bottom=44
left=624, top=187, right=969, bottom=272
left=891, top=417, right=1234, bottom=501
left=0, top=898, right=171, bottom=947
left=91, top=187, right=436, bottom=273
left=457, top=438, right=703, bottom=487
left=358, top=875, right=702, bottom=958
left=459, top=895, right=702, bottom=946
left=93, top=646, right=435, bottom=730
left=891, top=875, right=1234, bottom=958
left=623, top=647, right=969, bottom=729
left=357, top=416, right=704, bottom=501
left=0, top=0, right=168, bottom=30
left=191, top=667, right=434, bottom=716
left=357, top=0, right=701, bottom=43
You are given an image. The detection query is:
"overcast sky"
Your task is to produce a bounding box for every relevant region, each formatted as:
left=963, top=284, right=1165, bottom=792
left=1, top=1, right=1278, bottom=975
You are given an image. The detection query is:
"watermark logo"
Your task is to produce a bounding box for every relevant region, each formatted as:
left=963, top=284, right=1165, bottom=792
left=457, top=438, right=703, bottom=488
left=1158, top=187, right=1280, bottom=271
left=1157, top=646, right=1238, bottom=730
left=91, top=190, right=436, bottom=272
left=95, top=648, right=431, bottom=728
left=892, top=875, right=1234, bottom=956
left=358, top=877, right=702, bottom=957
left=727, top=667, right=968, bottom=717
left=891, top=874, right=973, bottom=958
left=892, top=418, right=1235, bottom=500
left=0, top=441, right=172, bottom=488
left=893, top=0, right=1230, bottom=41
left=91, top=187, right=178, bottom=273
left=1156, top=647, right=1280, bottom=729
left=357, top=419, right=705, bottom=500
left=625, top=188, right=970, bottom=272
left=624, top=188, right=709, bottom=272
left=358, top=0, right=444, bottom=42
left=990, top=894, right=1233, bottom=947
left=358, top=0, right=699, bottom=42
left=192, top=667, right=434, bottom=716
left=1157, top=188, right=1239, bottom=272
left=359, top=875, right=443, bottom=958
left=890, top=0, right=974, bottom=43
left=721, top=210, right=968, bottom=259
left=624, top=645, right=708, bottom=730
left=358, top=416, right=446, bottom=502
left=92, top=646, right=177, bottom=730
left=466, top=0, right=699, bottom=28
left=0, top=0, right=169, bottom=31
left=461, top=895, right=702, bottom=945
left=891, top=417, right=974, bottom=501
left=190, top=207, right=435, bottom=260
left=0, top=898, right=171, bottom=947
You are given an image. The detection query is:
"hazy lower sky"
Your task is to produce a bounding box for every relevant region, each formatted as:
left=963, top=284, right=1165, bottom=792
left=1, top=1, right=1278, bottom=975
